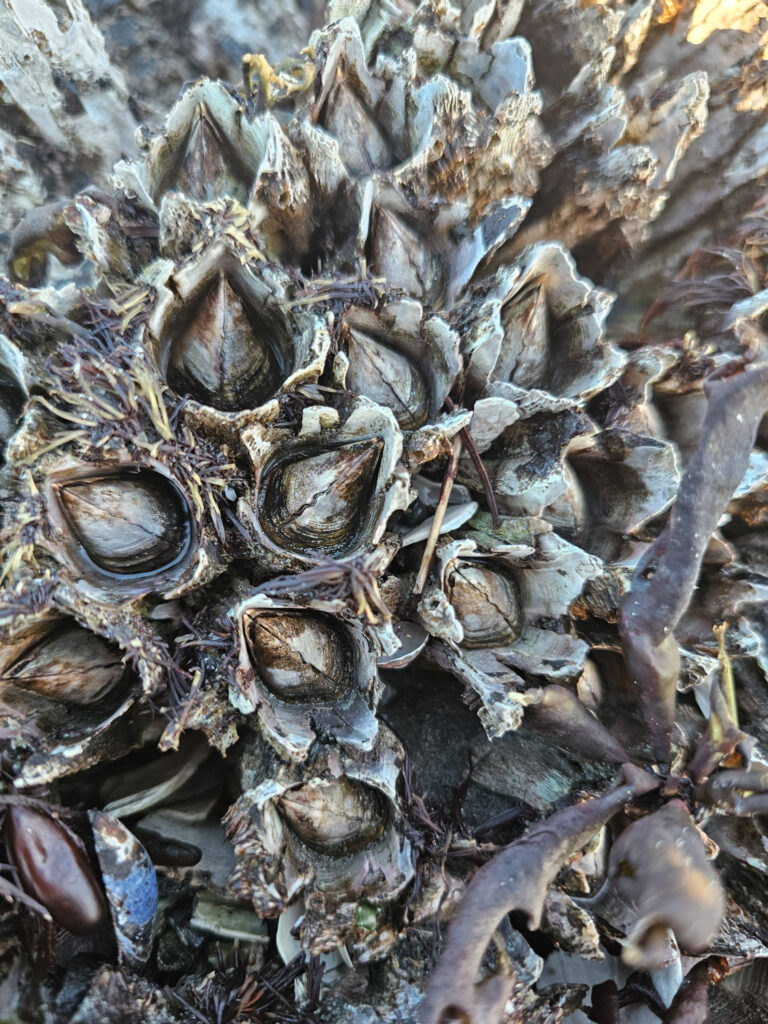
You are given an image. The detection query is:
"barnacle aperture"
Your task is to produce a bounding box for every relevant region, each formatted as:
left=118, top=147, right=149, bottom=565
left=6, top=624, right=125, bottom=704
left=57, top=470, right=191, bottom=576
left=243, top=610, right=352, bottom=702
left=278, top=777, right=387, bottom=856
left=6, top=806, right=107, bottom=935
left=345, top=328, right=429, bottom=430
left=166, top=271, right=284, bottom=411
left=259, top=439, right=383, bottom=557
left=446, top=563, right=523, bottom=649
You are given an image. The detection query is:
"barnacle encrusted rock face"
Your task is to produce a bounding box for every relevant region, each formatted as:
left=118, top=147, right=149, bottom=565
left=2, top=0, right=768, bottom=1021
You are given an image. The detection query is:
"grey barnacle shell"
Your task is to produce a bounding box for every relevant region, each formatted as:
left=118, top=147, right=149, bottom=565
left=418, top=527, right=602, bottom=737
left=335, top=298, right=460, bottom=432
left=460, top=242, right=624, bottom=402
left=241, top=401, right=410, bottom=570
left=226, top=724, right=413, bottom=954
left=113, top=79, right=312, bottom=260
left=231, top=591, right=380, bottom=760
left=147, top=237, right=330, bottom=421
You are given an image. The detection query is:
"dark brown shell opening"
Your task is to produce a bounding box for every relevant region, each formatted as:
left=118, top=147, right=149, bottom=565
left=52, top=468, right=193, bottom=586
left=257, top=437, right=384, bottom=558
left=243, top=609, right=353, bottom=703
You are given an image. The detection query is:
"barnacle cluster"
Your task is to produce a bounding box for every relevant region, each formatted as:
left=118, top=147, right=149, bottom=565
left=2, top=1, right=768, bottom=1022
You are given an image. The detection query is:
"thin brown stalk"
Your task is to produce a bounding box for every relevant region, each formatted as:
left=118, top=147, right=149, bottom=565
left=444, top=396, right=500, bottom=527
left=414, top=435, right=462, bottom=595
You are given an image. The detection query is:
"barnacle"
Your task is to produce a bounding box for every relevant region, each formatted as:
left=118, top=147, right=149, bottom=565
left=2, top=1, right=768, bottom=1022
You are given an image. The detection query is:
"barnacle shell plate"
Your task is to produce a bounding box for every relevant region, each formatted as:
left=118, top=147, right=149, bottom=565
left=44, top=459, right=201, bottom=602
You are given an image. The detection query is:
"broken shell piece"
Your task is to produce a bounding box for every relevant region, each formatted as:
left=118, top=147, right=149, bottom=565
left=377, top=621, right=429, bottom=669
left=190, top=893, right=269, bottom=944
left=232, top=592, right=380, bottom=760
left=90, top=810, right=159, bottom=969
left=278, top=777, right=387, bottom=856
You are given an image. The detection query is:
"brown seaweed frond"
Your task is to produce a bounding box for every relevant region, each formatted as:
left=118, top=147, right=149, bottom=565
left=619, top=361, right=768, bottom=765
left=419, top=765, right=658, bottom=1024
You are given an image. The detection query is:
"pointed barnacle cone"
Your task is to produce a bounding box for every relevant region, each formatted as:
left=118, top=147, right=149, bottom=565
left=171, top=102, right=252, bottom=202
left=56, top=470, right=191, bottom=576
left=278, top=778, right=387, bottom=856
left=166, top=272, right=283, bottom=411
left=446, top=562, right=523, bottom=649
left=243, top=610, right=351, bottom=702
left=259, top=439, right=383, bottom=557
left=5, top=624, right=125, bottom=705
left=6, top=806, right=107, bottom=935
left=344, top=328, right=429, bottom=430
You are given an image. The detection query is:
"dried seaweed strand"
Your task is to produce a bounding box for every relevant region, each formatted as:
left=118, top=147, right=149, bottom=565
left=419, top=766, right=658, bottom=1024
left=414, top=435, right=463, bottom=595
left=619, top=362, right=768, bottom=764
left=660, top=957, right=728, bottom=1024
left=444, top=396, right=501, bottom=527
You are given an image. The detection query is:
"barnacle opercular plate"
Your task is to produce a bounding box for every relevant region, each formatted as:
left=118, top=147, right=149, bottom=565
left=242, top=402, right=410, bottom=570
left=46, top=464, right=195, bottom=598
left=148, top=238, right=329, bottom=421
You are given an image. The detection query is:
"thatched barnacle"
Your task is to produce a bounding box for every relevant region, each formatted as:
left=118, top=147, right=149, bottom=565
left=3, top=803, right=108, bottom=935
left=277, top=777, right=387, bottom=857
left=232, top=592, right=380, bottom=760
left=445, top=561, right=523, bottom=649
left=227, top=726, right=413, bottom=950
left=336, top=301, right=461, bottom=433
left=243, top=402, right=410, bottom=570
left=46, top=466, right=194, bottom=594
left=418, top=531, right=602, bottom=738
left=148, top=241, right=329, bottom=418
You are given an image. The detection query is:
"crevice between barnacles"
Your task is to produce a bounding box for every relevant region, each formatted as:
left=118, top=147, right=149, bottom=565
left=619, top=361, right=768, bottom=766
left=419, top=764, right=658, bottom=1024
